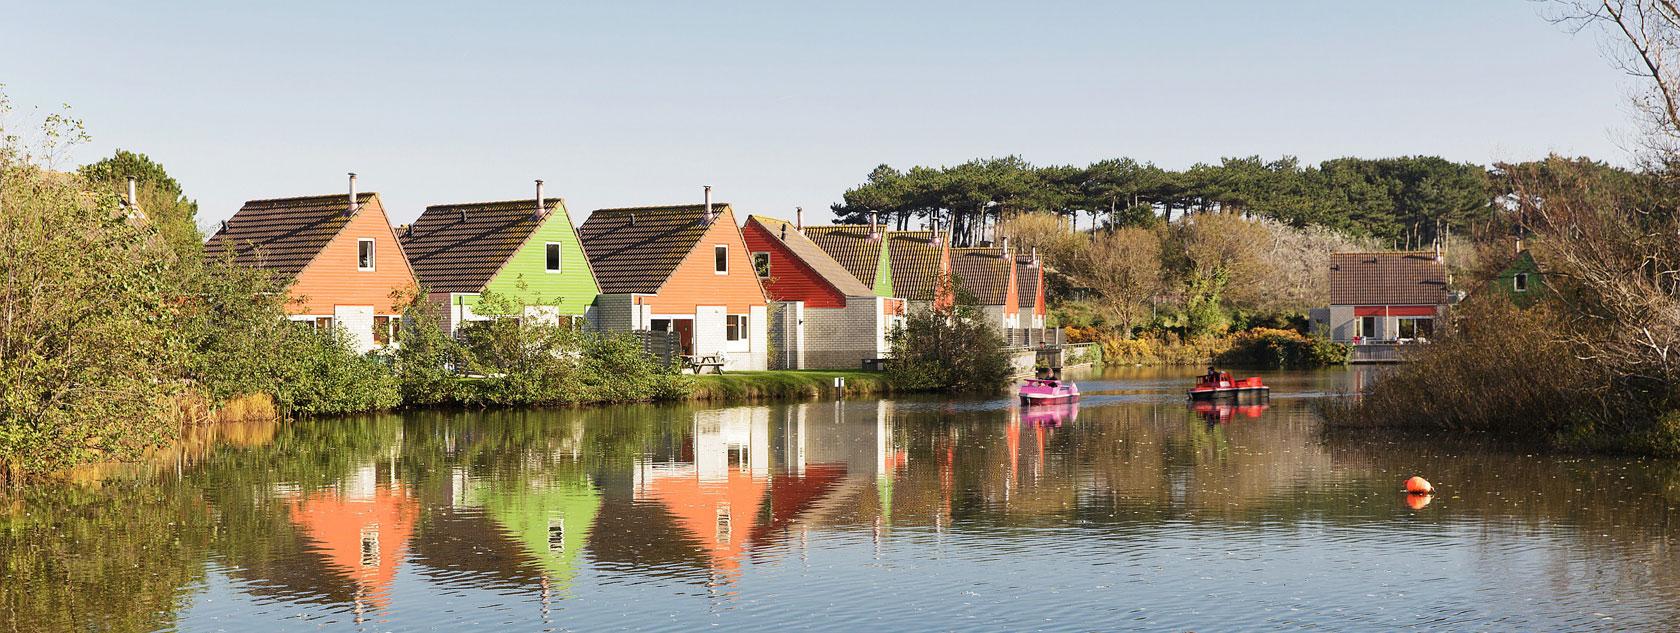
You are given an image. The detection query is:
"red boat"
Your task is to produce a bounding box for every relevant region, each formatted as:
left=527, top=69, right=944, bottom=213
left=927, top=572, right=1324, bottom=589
left=1187, top=373, right=1270, bottom=400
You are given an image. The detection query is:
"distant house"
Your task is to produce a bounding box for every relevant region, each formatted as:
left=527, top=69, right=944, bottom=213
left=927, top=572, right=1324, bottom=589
left=949, top=246, right=1020, bottom=331
left=1488, top=249, right=1542, bottom=308
left=742, top=215, right=905, bottom=369
left=400, top=184, right=599, bottom=334
left=204, top=178, right=417, bottom=352
left=1015, top=250, right=1047, bottom=329
left=884, top=230, right=952, bottom=310
left=578, top=194, right=768, bottom=371
left=1321, top=252, right=1453, bottom=343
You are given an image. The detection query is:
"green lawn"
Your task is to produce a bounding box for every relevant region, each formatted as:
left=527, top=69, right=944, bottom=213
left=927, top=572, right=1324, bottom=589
left=688, top=370, right=897, bottom=401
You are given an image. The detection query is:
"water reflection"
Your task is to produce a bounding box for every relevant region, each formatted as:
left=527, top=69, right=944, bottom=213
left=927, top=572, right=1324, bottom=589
left=4, top=368, right=1680, bottom=631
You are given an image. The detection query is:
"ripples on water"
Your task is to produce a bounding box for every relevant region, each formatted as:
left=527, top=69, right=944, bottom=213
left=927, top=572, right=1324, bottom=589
left=3, top=367, right=1679, bottom=632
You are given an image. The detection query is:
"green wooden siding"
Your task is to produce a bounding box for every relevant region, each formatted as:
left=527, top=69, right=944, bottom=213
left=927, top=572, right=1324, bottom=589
left=873, top=239, right=894, bottom=298
left=473, top=205, right=599, bottom=316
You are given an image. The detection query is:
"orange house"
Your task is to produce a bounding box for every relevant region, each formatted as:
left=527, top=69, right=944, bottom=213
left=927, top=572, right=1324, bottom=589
left=578, top=190, right=768, bottom=371
left=204, top=176, right=416, bottom=352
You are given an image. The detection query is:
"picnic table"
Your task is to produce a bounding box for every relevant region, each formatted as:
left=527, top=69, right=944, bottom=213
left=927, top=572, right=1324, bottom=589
left=684, top=353, right=726, bottom=374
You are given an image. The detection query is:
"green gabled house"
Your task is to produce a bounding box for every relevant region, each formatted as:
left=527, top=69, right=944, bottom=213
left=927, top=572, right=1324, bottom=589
left=1489, top=249, right=1542, bottom=308
left=401, top=183, right=599, bottom=332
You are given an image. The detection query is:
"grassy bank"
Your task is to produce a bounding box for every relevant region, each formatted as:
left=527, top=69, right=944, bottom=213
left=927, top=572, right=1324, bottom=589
left=687, top=370, right=899, bottom=402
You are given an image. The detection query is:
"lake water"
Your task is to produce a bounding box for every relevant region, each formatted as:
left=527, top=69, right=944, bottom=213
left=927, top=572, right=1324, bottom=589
left=5, top=367, right=1680, bottom=632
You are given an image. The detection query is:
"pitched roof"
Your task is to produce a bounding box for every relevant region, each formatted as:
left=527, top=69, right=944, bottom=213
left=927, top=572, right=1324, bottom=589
left=1016, top=256, right=1040, bottom=309
left=578, top=204, right=720, bottom=294
left=949, top=247, right=1012, bottom=305
left=204, top=193, right=372, bottom=277
left=802, top=225, right=884, bottom=288
left=400, top=198, right=561, bottom=294
left=746, top=216, right=875, bottom=297
left=886, top=231, right=946, bottom=301
left=1329, top=252, right=1452, bottom=305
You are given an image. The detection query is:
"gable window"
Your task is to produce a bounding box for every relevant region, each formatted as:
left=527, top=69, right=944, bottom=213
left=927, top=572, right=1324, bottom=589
left=1514, top=272, right=1529, bottom=292
left=752, top=252, right=771, bottom=278
left=357, top=238, right=376, bottom=271
left=726, top=314, right=748, bottom=341
left=545, top=242, right=562, bottom=273
left=714, top=245, right=729, bottom=275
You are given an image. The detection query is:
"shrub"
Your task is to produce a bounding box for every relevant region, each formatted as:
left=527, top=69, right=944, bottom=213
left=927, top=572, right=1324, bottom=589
left=1216, top=328, right=1348, bottom=368
left=886, top=279, right=1013, bottom=393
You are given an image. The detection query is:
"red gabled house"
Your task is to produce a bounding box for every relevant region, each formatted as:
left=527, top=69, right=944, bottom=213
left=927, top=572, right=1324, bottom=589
left=742, top=215, right=905, bottom=369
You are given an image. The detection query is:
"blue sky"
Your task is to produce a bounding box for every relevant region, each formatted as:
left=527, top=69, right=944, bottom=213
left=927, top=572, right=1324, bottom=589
left=0, top=1, right=1635, bottom=228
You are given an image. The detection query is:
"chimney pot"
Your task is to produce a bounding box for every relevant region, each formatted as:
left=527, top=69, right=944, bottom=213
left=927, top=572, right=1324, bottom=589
left=1002, top=236, right=1011, bottom=259
left=796, top=207, right=803, bottom=231
left=347, top=173, right=358, bottom=216
left=534, top=179, right=546, bottom=219
left=869, top=212, right=881, bottom=240
left=629, top=213, right=637, bottom=227
left=126, top=176, right=137, bottom=208
left=703, top=185, right=715, bottom=224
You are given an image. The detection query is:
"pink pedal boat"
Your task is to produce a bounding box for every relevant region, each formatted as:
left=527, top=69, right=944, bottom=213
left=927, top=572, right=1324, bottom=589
left=1018, top=378, right=1079, bottom=406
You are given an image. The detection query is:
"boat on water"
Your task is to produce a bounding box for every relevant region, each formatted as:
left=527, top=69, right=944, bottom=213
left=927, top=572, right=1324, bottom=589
left=1187, top=372, right=1270, bottom=400
left=1018, top=378, right=1079, bottom=406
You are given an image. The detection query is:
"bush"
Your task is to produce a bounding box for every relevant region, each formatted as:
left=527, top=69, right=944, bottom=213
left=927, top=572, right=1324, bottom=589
left=886, top=279, right=1013, bottom=393
left=269, top=327, right=402, bottom=416
left=1216, top=328, right=1348, bottom=368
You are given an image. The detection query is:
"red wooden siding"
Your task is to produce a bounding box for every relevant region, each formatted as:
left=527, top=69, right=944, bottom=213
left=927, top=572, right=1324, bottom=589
left=741, top=221, right=847, bottom=308
left=287, top=196, right=416, bottom=315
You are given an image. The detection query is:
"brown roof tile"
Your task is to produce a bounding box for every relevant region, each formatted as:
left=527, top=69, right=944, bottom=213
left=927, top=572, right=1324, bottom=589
left=1329, top=252, right=1452, bottom=305
left=578, top=204, right=719, bottom=294
left=204, top=193, right=371, bottom=278
left=1016, top=256, right=1040, bottom=309
left=746, top=216, right=875, bottom=297
left=949, top=247, right=1012, bottom=305
left=401, top=198, right=560, bottom=293
left=886, top=231, right=945, bottom=301
left=802, top=225, right=884, bottom=288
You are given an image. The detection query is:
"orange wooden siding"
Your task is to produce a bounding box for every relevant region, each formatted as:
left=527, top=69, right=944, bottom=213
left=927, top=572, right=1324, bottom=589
left=741, top=221, right=847, bottom=308
left=286, top=196, right=416, bottom=315
left=640, top=208, right=768, bottom=314
left=1004, top=257, right=1020, bottom=317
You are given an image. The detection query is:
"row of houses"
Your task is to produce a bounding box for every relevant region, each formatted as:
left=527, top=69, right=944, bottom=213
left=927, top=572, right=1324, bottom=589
left=204, top=178, right=1047, bottom=371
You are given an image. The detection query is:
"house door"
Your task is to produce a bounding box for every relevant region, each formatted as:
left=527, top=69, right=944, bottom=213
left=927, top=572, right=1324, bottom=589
left=334, top=305, right=376, bottom=353
left=672, top=319, right=695, bottom=356
left=1358, top=316, right=1379, bottom=341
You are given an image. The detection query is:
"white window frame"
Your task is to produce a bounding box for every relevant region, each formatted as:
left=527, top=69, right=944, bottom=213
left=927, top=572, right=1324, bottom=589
left=357, top=238, right=376, bottom=271
left=752, top=252, right=771, bottom=278
left=726, top=314, right=748, bottom=342
left=714, top=245, right=729, bottom=275
left=1513, top=272, right=1528, bottom=292
left=545, top=242, right=562, bottom=273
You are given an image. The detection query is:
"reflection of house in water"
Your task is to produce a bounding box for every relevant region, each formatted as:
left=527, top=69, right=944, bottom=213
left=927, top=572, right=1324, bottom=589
left=285, top=463, right=419, bottom=619
left=633, top=408, right=772, bottom=575
left=469, top=470, right=601, bottom=594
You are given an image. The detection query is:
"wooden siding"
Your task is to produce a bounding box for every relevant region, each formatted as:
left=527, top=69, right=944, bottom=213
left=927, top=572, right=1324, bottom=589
left=480, top=203, right=600, bottom=316
left=287, top=196, right=416, bottom=315
left=641, top=207, right=768, bottom=314
left=1004, top=257, right=1020, bottom=317
left=872, top=239, right=894, bottom=298
left=741, top=221, right=847, bottom=308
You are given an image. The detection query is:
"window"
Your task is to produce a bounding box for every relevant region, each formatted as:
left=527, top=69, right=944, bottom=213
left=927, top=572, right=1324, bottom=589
left=752, top=252, right=771, bottom=278
left=1514, top=272, right=1529, bottom=292
left=726, top=314, right=748, bottom=341
left=359, top=526, right=380, bottom=568
left=545, top=242, right=562, bottom=273
left=1399, top=317, right=1434, bottom=340
left=548, top=517, right=565, bottom=553
left=650, top=319, right=671, bottom=333
left=314, top=317, right=335, bottom=333
left=1358, top=316, right=1378, bottom=340
left=714, top=245, right=729, bottom=274
left=374, top=316, right=396, bottom=346
left=357, top=238, right=376, bottom=271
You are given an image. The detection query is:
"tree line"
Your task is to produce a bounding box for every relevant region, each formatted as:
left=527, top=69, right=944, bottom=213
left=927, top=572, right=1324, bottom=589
left=830, top=154, right=1635, bottom=248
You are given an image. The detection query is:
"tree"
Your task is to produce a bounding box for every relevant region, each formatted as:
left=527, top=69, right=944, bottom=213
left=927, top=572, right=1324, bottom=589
left=886, top=277, right=1012, bottom=393
left=1081, top=227, right=1163, bottom=332
left=78, top=149, right=202, bottom=259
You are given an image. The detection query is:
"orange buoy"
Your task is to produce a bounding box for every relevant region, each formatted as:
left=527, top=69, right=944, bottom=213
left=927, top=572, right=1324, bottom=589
left=1404, top=476, right=1434, bottom=495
